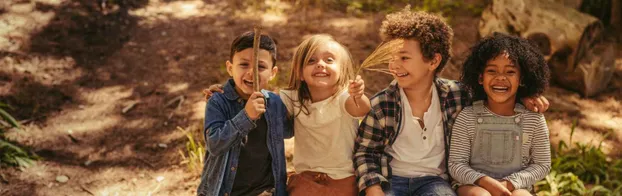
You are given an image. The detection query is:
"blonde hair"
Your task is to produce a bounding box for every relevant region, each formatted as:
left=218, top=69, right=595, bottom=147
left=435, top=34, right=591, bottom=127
left=285, top=34, right=355, bottom=116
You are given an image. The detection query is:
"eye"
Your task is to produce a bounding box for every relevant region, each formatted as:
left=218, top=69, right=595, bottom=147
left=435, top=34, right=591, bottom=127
left=507, top=70, right=516, bottom=74
left=485, top=69, right=496, bottom=73
left=401, top=56, right=410, bottom=61
left=326, top=57, right=335, bottom=63
left=239, top=63, right=249, bottom=67
left=307, top=58, right=317, bottom=64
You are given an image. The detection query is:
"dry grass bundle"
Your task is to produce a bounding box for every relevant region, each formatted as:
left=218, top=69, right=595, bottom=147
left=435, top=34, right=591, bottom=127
left=355, top=38, right=404, bottom=76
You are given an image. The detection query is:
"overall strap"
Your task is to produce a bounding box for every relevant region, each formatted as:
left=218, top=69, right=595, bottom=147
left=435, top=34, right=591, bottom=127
left=473, top=100, right=485, bottom=116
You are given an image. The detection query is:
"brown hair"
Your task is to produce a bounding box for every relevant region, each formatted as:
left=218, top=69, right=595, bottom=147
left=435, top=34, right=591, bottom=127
left=284, top=34, right=355, bottom=116
left=380, top=7, right=453, bottom=74
left=229, top=31, right=278, bottom=67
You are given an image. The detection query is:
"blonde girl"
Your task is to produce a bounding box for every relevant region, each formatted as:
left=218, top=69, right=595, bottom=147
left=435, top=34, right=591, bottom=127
left=281, top=34, right=370, bottom=196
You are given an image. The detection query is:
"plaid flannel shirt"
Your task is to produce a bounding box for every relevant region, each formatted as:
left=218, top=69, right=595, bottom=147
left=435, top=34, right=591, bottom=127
left=353, top=77, right=472, bottom=193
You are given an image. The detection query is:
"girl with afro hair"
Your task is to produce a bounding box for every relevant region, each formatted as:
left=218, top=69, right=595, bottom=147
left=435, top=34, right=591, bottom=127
left=448, top=33, right=551, bottom=196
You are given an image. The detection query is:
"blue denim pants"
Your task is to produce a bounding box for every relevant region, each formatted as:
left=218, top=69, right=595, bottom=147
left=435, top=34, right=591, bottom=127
left=387, top=175, right=456, bottom=196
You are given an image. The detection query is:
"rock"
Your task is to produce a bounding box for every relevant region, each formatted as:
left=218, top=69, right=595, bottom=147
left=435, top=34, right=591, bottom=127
left=56, top=175, right=69, bottom=183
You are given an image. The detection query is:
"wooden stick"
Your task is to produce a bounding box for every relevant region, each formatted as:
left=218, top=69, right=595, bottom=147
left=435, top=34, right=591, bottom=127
left=252, top=26, right=262, bottom=92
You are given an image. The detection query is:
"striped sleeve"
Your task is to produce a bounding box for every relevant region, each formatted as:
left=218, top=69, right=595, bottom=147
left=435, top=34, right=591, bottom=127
left=503, top=113, right=552, bottom=189
left=448, top=107, right=487, bottom=184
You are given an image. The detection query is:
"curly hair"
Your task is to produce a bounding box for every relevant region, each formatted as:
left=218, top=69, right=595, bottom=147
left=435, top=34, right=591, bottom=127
left=460, top=32, right=550, bottom=101
left=379, top=7, right=453, bottom=74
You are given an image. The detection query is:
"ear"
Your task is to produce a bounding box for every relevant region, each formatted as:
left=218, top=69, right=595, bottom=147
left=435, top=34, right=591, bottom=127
left=226, top=60, right=234, bottom=76
left=270, top=66, right=278, bottom=81
left=478, top=74, right=483, bottom=84
left=428, top=53, right=442, bottom=71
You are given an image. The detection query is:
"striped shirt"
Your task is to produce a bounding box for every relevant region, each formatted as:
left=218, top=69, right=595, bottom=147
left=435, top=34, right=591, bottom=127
left=448, top=104, right=551, bottom=189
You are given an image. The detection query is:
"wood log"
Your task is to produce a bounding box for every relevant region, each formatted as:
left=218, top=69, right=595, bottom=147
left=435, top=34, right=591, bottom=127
left=479, top=0, right=616, bottom=96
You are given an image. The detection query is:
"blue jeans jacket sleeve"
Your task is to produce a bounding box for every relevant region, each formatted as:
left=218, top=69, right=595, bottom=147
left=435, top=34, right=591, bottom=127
left=204, top=95, right=257, bottom=156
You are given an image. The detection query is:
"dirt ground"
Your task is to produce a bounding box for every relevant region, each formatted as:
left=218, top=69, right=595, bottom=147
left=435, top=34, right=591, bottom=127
left=0, top=0, right=620, bottom=195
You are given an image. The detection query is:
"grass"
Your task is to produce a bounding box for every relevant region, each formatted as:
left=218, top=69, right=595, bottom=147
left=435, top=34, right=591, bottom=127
left=0, top=102, right=37, bottom=168
left=178, top=126, right=205, bottom=175
left=536, top=120, right=622, bottom=195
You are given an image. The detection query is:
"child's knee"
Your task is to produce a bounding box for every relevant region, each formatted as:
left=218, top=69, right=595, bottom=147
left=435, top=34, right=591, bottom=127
left=457, top=185, right=491, bottom=196
left=511, top=189, right=531, bottom=196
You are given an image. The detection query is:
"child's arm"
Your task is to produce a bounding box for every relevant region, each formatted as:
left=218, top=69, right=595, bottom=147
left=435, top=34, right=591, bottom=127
left=353, top=105, right=388, bottom=194
left=345, top=75, right=371, bottom=117
left=448, top=108, right=488, bottom=184
left=204, top=92, right=265, bottom=156
left=502, top=114, right=552, bottom=190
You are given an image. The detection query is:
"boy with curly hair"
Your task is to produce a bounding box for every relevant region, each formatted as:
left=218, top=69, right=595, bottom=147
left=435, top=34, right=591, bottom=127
left=353, top=9, right=550, bottom=196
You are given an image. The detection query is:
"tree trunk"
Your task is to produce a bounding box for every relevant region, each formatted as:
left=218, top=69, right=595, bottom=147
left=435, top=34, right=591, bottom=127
left=479, top=0, right=616, bottom=96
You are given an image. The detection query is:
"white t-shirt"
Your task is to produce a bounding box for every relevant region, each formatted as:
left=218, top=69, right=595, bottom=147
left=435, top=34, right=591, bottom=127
left=280, top=89, right=360, bottom=180
left=386, top=85, right=447, bottom=179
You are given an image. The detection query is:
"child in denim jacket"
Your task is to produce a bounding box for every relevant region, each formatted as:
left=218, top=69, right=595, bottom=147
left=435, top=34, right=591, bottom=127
left=197, top=31, right=293, bottom=196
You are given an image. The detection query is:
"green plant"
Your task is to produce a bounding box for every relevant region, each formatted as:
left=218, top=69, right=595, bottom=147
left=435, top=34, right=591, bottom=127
left=536, top=120, right=622, bottom=195
left=536, top=171, right=611, bottom=196
left=0, top=102, right=37, bottom=168
left=178, top=126, right=205, bottom=175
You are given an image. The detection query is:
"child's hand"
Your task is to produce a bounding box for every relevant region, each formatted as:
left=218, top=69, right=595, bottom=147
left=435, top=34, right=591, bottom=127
left=364, top=185, right=385, bottom=196
left=521, top=95, right=549, bottom=113
left=245, top=92, right=265, bottom=120
left=348, top=75, right=365, bottom=100
left=476, top=176, right=512, bottom=196
left=499, top=180, right=515, bottom=192
left=203, top=84, right=224, bottom=101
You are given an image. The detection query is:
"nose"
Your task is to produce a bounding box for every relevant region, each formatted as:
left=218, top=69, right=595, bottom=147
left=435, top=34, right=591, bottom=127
left=316, top=60, right=326, bottom=69
left=245, top=67, right=254, bottom=77
left=495, top=75, right=507, bottom=81
left=388, top=57, right=400, bottom=70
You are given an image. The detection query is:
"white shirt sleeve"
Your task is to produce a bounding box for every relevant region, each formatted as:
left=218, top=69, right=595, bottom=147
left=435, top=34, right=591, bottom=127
left=279, top=90, right=295, bottom=116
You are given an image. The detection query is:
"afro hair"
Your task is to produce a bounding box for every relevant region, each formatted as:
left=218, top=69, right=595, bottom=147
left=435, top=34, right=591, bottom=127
left=460, top=32, right=550, bottom=101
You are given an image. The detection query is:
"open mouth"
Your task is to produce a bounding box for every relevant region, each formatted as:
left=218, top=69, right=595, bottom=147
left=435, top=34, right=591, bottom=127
left=491, top=85, right=509, bottom=93
left=243, top=79, right=253, bottom=87
left=395, top=72, right=409, bottom=77
left=312, top=72, right=329, bottom=77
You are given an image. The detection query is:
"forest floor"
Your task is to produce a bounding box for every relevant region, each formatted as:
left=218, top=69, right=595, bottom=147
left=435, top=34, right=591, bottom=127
left=0, top=0, right=620, bottom=195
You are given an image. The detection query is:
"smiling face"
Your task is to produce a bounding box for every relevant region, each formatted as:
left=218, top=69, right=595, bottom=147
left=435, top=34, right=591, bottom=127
left=301, top=41, right=343, bottom=91
left=226, top=48, right=277, bottom=99
left=479, top=53, right=521, bottom=105
left=388, top=39, right=440, bottom=89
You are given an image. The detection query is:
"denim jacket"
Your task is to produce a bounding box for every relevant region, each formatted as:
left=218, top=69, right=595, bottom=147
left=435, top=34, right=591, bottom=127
left=197, top=79, right=293, bottom=196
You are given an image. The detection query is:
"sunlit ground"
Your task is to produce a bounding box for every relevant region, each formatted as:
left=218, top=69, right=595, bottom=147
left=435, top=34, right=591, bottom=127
left=0, top=0, right=620, bottom=195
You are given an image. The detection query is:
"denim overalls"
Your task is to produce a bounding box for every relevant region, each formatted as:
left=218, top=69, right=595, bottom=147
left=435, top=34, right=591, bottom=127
left=470, top=100, right=525, bottom=179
